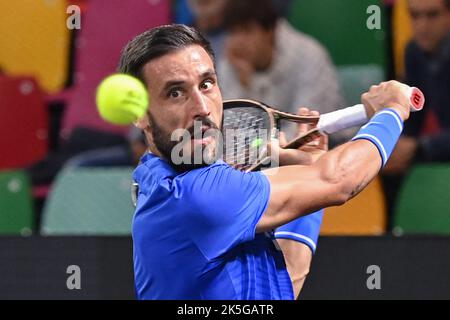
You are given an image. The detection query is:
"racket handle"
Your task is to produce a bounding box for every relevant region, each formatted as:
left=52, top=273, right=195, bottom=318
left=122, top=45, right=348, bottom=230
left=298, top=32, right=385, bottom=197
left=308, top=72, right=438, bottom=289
left=318, top=86, right=425, bottom=134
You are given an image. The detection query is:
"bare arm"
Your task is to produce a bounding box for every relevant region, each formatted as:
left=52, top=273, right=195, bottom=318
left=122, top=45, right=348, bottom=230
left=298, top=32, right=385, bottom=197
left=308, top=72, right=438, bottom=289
left=256, top=80, right=412, bottom=233
left=257, top=139, right=381, bottom=232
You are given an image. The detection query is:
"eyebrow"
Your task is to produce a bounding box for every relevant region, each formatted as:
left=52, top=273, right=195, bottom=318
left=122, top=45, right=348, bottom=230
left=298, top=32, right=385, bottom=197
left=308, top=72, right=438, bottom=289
left=200, top=70, right=217, bottom=80
left=161, top=69, right=217, bottom=93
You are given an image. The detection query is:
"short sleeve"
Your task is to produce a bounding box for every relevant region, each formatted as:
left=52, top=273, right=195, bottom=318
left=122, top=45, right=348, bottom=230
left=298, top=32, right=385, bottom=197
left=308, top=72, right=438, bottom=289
left=274, top=209, right=324, bottom=253
left=174, top=163, right=270, bottom=261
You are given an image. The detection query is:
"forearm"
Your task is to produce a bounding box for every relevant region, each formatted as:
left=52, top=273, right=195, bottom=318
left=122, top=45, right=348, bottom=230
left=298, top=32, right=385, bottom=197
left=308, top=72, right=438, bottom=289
left=317, top=139, right=382, bottom=201
left=260, top=139, right=381, bottom=231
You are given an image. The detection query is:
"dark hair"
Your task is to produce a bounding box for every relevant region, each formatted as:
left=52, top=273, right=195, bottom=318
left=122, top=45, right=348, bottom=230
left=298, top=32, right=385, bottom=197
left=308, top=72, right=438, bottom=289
left=445, top=0, right=450, bottom=10
left=118, top=24, right=215, bottom=83
left=223, top=0, right=280, bottom=31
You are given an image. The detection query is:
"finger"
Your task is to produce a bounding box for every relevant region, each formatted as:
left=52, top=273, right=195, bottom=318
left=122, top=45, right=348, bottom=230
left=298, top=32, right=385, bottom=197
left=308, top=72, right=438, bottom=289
left=279, top=131, right=287, bottom=147
left=308, top=110, right=320, bottom=131
left=318, top=133, right=329, bottom=151
left=297, top=107, right=310, bottom=135
left=297, top=107, right=310, bottom=115
left=310, top=110, right=320, bottom=118
left=267, top=138, right=281, bottom=166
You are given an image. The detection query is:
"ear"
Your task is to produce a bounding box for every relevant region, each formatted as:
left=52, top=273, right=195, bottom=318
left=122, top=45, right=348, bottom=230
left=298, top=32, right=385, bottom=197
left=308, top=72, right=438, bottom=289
left=134, top=114, right=150, bottom=130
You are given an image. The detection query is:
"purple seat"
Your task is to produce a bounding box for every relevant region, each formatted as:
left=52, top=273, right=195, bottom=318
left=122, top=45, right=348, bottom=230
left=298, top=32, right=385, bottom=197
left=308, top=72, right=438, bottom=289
left=61, top=0, right=171, bottom=140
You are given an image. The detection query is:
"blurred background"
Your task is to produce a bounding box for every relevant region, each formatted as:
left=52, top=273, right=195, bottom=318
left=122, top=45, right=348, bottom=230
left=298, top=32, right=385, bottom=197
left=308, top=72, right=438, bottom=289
left=0, top=0, right=449, bottom=299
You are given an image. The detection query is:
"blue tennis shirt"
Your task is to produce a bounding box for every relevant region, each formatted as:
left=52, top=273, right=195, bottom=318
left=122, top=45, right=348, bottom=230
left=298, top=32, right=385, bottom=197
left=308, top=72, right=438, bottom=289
left=132, top=153, right=319, bottom=300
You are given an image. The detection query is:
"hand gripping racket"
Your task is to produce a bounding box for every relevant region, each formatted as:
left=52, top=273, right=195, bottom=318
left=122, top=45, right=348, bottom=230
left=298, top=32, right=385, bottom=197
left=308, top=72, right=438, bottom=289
left=222, top=87, right=425, bottom=172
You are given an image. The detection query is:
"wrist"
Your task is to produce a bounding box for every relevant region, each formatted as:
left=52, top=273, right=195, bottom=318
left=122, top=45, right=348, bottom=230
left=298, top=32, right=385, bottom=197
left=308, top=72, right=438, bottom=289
left=364, top=104, right=375, bottom=119
left=383, top=104, right=408, bottom=121
left=352, top=108, right=404, bottom=167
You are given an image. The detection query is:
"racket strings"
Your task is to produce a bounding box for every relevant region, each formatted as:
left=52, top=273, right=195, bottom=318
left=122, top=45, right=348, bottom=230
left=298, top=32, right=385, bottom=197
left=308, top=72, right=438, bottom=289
left=222, top=107, right=271, bottom=171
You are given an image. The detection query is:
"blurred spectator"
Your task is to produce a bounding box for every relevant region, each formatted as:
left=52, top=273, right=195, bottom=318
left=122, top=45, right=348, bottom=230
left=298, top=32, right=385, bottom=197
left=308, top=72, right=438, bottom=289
left=184, top=0, right=293, bottom=60
left=387, top=0, right=450, bottom=172
left=383, top=0, right=450, bottom=226
left=187, top=0, right=228, bottom=59
left=217, top=0, right=347, bottom=145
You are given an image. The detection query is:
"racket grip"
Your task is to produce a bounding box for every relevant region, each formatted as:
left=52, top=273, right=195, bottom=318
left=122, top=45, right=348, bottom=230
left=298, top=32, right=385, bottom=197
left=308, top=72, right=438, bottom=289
left=318, top=86, right=425, bottom=135
left=317, top=105, right=367, bottom=134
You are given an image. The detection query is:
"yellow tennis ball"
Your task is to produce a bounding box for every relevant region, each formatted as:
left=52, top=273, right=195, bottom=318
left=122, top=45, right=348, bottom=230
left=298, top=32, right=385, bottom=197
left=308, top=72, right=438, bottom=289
left=96, top=74, right=149, bottom=125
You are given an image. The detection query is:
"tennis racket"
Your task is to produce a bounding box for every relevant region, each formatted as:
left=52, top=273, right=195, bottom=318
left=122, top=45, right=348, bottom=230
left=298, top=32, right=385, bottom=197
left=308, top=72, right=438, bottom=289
left=222, top=87, right=425, bottom=172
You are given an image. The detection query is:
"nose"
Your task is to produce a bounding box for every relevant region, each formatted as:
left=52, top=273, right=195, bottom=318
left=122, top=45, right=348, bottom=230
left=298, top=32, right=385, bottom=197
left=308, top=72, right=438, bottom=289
left=191, top=89, right=211, bottom=118
left=414, top=14, right=430, bottom=33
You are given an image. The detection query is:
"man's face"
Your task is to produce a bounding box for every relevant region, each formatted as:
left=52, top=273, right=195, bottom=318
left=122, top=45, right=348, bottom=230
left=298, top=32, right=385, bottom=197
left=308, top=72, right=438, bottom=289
left=189, top=0, right=227, bottom=31
left=409, top=0, right=450, bottom=53
left=138, top=45, right=223, bottom=171
left=226, top=23, right=275, bottom=71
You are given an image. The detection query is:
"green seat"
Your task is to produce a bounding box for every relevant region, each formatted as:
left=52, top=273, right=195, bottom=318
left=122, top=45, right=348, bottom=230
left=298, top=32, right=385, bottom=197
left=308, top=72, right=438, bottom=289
left=41, top=167, right=135, bottom=235
left=394, top=165, right=450, bottom=235
left=337, top=64, right=385, bottom=105
left=0, top=170, right=33, bottom=235
left=288, top=0, right=387, bottom=67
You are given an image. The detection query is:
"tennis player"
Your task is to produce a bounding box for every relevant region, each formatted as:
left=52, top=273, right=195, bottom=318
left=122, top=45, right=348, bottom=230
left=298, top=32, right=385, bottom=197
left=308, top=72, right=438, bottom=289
left=119, top=24, right=412, bottom=300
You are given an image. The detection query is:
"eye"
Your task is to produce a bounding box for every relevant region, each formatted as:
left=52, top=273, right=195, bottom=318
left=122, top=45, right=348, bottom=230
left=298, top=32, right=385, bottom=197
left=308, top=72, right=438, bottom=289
left=200, top=79, right=215, bottom=91
left=427, top=10, right=440, bottom=19
left=168, top=88, right=183, bottom=98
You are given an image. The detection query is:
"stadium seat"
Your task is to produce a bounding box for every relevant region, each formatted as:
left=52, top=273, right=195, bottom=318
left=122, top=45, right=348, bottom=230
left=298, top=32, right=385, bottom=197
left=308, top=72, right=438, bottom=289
left=0, top=170, right=33, bottom=235
left=0, top=75, right=48, bottom=170
left=394, top=165, right=450, bottom=235
left=288, top=0, right=387, bottom=67
left=41, top=167, right=135, bottom=235
left=60, top=0, right=171, bottom=139
left=337, top=64, right=385, bottom=105
left=321, top=177, right=386, bottom=235
left=0, top=0, right=70, bottom=93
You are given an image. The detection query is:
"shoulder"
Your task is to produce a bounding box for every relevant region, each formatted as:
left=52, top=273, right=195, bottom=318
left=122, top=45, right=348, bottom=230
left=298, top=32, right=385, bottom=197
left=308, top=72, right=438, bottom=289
left=132, top=153, right=178, bottom=197
left=179, top=161, right=265, bottom=193
left=178, top=162, right=270, bottom=212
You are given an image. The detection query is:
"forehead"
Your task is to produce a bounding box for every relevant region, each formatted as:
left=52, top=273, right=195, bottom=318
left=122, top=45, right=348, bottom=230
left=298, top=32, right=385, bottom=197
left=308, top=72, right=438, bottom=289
left=409, top=0, right=446, bottom=11
left=143, top=45, right=215, bottom=87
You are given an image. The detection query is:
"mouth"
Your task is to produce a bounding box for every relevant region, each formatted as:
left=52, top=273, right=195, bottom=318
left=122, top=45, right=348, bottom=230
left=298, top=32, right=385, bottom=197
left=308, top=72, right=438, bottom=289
left=190, top=126, right=217, bottom=146
left=191, top=136, right=214, bottom=146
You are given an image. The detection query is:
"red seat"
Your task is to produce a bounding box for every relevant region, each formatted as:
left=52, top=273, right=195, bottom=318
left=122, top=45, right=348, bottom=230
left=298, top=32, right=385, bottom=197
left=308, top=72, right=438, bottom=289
left=0, top=75, right=48, bottom=169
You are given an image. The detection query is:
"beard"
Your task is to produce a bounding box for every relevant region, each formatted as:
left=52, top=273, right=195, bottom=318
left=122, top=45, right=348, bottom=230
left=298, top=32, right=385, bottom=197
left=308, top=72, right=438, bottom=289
left=147, top=113, right=221, bottom=173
